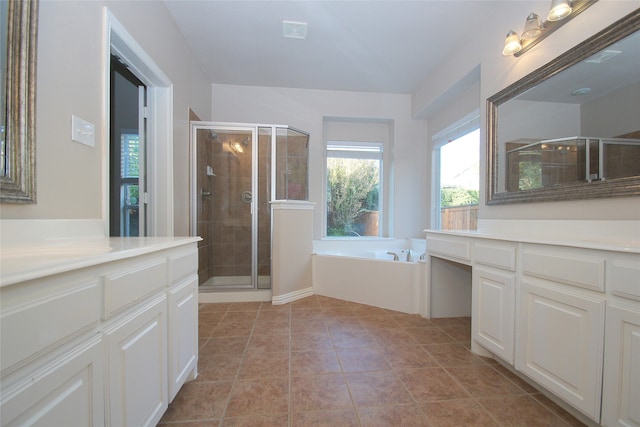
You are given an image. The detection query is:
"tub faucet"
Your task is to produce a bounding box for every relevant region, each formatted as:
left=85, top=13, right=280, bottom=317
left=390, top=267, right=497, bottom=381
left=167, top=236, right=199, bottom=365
left=419, top=253, right=426, bottom=261
left=406, top=249, right=413, bottom=262
left=386, top=251, right=399, bottom=261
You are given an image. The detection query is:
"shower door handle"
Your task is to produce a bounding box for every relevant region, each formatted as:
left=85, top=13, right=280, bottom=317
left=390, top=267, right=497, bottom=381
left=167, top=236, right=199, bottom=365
left=241, top=191, right=252, bottom=203
left=241, top=190, right=253, bottom=215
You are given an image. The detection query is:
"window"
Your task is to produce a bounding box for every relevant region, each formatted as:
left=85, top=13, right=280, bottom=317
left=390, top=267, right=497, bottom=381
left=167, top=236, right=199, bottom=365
left=433, top=119, right=479, bottom=231
left=326, top=141, right=382, bottom=237
left=120, top=132, right=140, bottom=236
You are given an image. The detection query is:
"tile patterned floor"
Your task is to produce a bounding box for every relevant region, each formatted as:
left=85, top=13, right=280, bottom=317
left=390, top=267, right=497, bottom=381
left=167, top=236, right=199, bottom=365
left=158, top=295, right=586, bottom=426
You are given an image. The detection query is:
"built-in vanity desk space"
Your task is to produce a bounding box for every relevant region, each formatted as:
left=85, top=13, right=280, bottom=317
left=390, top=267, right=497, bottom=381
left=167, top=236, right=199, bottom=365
left=425, top=222, right=639, bottom=427
left=0, top=221, right=200, bottom=427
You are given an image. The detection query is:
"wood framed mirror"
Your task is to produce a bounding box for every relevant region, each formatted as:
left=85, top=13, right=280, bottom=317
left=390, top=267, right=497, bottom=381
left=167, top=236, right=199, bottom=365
left=487, top=9, right=640, bottom=205
left=1, top=0, right=38, bottom=203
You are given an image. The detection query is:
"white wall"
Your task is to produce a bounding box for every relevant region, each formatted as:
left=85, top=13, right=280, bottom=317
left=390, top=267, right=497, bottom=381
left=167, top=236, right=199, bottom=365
left=581, top=82, right=640, bottom=137
left=0, top=1, right=211, bottom=237
left=415, top=0, right=640, bottom=222
left=210, top=84, right=427, bottom=240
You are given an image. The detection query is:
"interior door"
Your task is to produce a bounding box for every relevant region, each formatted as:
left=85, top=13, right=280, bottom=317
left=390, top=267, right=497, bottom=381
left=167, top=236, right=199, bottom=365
left=109, top=55, right=147, bottom=237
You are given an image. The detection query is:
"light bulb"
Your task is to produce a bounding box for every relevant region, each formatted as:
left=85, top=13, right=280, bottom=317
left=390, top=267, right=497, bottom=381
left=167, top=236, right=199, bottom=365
left=548, top=0, right=573, bottom=21
left=502, top=31, right=522, bottom=56
left=522, top=13, right=542, bottom=41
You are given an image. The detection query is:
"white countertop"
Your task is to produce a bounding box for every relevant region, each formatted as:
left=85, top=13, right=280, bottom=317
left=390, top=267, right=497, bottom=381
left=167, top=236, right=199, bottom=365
left=0, top=236, right=201, bottom=287
left=424, top=229, right=640, bottom=254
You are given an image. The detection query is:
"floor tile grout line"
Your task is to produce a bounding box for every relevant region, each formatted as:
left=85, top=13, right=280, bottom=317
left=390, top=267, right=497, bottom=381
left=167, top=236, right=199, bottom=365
left=190, top=299, right=581, bottom=426
left=215, top=306, right=258, bottom=425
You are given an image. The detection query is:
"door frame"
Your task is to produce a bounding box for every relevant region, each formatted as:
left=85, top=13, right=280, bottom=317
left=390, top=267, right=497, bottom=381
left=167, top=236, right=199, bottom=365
left=103, top=9, right=173, bottom=237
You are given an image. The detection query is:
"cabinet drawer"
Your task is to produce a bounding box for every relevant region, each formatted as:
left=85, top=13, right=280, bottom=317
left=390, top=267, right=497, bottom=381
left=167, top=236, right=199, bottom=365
left=103, top=258, right=167, bottom=319
left=1, top=281, right=101, bottom=373
left=522, top=246, right=605, bottom=292
left=610, top=260, right=640, bottom=301
left=474, top=241, right=517, bottom=271
left=168, top=248, right=198, bottom=285
left=426, top=235, right=471, bottom=263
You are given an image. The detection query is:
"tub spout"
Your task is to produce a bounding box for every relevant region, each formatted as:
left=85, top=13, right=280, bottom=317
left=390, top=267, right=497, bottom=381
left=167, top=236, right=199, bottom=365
left=386, top=251, right=399, bottom=261
left=406, top=249, right=413, bottom=262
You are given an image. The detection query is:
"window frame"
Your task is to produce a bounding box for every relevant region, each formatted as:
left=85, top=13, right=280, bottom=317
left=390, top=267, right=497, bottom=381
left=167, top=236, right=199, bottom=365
left=432, top=113, right=480, bottom=230
left=324, top=140, right=384, bottom=238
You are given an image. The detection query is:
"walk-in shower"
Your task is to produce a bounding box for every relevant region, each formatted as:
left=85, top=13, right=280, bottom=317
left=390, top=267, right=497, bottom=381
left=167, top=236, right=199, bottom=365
left=190, top=122, right=309, bottom=290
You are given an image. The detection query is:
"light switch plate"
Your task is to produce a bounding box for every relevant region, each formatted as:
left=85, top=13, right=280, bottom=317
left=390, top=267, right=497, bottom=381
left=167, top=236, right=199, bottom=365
left=71, top=115, right=96, bottom=147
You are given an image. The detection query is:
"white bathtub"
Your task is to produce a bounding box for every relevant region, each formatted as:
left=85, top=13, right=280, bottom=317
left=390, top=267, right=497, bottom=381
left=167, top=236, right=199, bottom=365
left=312, top=239, right=426, bottom=314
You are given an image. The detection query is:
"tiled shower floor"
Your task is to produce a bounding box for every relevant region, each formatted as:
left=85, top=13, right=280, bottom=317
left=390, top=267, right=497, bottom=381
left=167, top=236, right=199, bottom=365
left=158, top=295, right=586, bottom=426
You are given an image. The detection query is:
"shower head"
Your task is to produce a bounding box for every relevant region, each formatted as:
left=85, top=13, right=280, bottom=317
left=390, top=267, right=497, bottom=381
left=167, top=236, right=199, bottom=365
left=209, top=130, right=218, bottom=140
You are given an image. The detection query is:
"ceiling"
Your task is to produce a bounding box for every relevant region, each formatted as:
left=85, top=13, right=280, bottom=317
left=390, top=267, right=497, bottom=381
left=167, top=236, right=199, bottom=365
left=163, top=1, right=500, bottom=94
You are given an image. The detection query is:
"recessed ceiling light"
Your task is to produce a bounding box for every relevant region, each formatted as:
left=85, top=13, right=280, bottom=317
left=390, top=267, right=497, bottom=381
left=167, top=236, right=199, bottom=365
left=571, top=87, right=591, bottom=96
left=283, top=20, right=308, bottom=40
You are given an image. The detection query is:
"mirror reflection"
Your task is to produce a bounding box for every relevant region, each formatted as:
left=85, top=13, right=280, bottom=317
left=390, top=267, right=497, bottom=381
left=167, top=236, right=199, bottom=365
left=488, top=11, right=640, bottom=204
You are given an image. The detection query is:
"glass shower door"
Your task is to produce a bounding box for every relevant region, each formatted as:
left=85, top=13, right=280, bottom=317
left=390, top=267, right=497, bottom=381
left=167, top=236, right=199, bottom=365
left=193, top=125, right=256, bottom=289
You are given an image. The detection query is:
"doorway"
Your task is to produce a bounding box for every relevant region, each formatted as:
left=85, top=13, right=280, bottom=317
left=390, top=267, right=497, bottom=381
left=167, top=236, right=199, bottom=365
left=109, top=55, right=146, bottom=237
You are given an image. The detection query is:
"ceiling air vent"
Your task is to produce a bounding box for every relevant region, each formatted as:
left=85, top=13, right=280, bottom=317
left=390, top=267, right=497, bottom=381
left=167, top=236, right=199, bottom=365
left=283, top=20, right=308, bottom=40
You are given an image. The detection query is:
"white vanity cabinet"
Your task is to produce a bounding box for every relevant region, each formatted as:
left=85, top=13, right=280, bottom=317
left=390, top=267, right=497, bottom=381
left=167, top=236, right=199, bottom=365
left=105, top=294, right=168, bottom=427
left=0, top=335, right=105, bottom=427
left=167, top=248, right=199, bottom=401
left=472, top=240, right=517, bottom=364
left=517, top=245, right=606, bottom=421
left=0, top=237, right=199, bottom=427
left=425, top=229, right=639, bottom=426
left=0, top=270, right=106, bottom=427
left=602, top=256, right=640, bottom=427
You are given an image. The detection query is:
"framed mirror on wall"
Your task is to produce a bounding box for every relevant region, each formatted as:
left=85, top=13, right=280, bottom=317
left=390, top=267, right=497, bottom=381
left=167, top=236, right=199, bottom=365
left=1, top=0, right=38, bottom=203
left=487, top=9, right=640, bottom=205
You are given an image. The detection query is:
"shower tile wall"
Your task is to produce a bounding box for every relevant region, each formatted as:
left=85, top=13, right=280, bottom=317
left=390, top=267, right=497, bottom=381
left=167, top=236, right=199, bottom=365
left=276, top=133, right=309, bottom=200
left=213, top=133, right=251, bottom=281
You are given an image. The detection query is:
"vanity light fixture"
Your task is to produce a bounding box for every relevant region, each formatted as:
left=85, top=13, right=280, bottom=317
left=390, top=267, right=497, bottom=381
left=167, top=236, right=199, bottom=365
left=502, top=31, right=522, bottom=55
left=502, top=0, right=598, bottom=57
left=548, top=0, right=573, bottom=21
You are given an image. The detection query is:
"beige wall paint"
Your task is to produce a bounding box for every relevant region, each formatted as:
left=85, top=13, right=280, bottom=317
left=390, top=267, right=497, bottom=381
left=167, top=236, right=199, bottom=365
left=0, top=1, right=211, bottom=237
left=415, top=0, right=640, bottom=222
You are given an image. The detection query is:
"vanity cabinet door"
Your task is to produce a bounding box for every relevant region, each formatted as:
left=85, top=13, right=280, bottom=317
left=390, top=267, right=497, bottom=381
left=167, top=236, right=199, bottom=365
left=105, top=295, right=168, bottom=427
left=472, top=267, right=515, bottom=364
left=516, top=280, right=605, bottom=422
left=168, top=276, right=198, bottom=401
left=0, top=335, right=104, bottom=427
left=602, top=301, right=640, bottom=427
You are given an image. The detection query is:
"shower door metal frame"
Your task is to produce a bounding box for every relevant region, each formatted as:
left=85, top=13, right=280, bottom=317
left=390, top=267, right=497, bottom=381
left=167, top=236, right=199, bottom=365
left=190, top=121, right=309, bottom=290
left=190, top=122, right=257, bottom=289
left=190, top=122, right=293, bottom=290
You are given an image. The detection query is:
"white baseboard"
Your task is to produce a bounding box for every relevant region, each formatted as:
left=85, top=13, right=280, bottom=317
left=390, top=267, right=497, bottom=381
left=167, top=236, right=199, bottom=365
left=271, top=286, right=314, bottom=305
left=198, top=289, right=272, bottom=303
